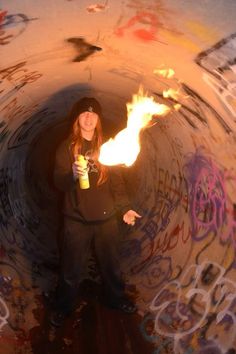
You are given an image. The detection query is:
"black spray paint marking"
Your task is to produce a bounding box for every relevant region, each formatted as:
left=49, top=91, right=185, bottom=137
left=67, top=37, right=102, bottom=62
left=195, top=32, right=236, bottom=118
left=7, top=108, right=56, bottom=149
left=195, top=32, right=236, bottom=78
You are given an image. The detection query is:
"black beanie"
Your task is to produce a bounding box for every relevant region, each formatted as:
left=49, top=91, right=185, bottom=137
left=76, top=97, right=102, bottom=116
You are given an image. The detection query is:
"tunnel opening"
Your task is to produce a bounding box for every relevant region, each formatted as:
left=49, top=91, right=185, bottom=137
left=1, top=1, right=236, bottom=353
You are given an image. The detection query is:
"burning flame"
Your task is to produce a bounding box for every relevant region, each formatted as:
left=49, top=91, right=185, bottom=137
left=174, top=103, right=181, bottom=111
left=163, top=88, right=180, bottom=101
left=98, top=87, right=170, bottom=167
left=153, top=68, right=175, bottom=79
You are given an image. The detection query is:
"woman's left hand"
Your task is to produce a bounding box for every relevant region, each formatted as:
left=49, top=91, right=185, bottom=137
left=123, top=210, right=142, bottom=226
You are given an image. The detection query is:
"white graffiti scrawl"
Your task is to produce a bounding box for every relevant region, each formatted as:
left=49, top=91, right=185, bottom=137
left=0, top=296, right=9, bottom=334
left=196, top=32, right=236, bottom=118
left=150, top=260, right=236, bottom=352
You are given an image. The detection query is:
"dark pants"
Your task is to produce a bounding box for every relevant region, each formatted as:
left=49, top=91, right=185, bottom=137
left=54, top=215, right=125, bottom=314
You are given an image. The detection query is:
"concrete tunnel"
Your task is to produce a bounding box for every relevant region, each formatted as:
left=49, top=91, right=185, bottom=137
left=1, top=0, right=236, bottom=353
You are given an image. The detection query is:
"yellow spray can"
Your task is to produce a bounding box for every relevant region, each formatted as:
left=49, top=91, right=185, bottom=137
left=77, top=155, right=90, bottom=189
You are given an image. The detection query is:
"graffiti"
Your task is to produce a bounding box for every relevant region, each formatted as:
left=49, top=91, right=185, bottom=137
left=196, top=32, right=236, bottom=117
left=0, top=10, right=10, bottom=45
left=157, top=168, right=189, bottom=212
left=109, top=67, right=143, bottom=82
left=196, top=33, right=236, bottom=79
left=122, top=154, right=189, bottom=273
left=67, top=37, right=102, bottom=62
left=0, top=168, right=13, bottom=219
left=0, top=167, right=39, bottom=252
left=155, top=222, right=191, bottom=254
left=153, top=80, right=233, bottom=134
left=0, top=219, right=36, bottom=258
left=0, top=296, right=9, bottom=333
left=0, top=97, right=36, bottom=124
left=0, top=10, right=38, bottom=45
left=140, top=313, right=173, bottom=353
left=190, top=133, right=213, bottom=153
left=0, top=121, right=10, bottom=147
left=116, top=0, right=181, bottom=42
left=7, top=107, right=56, bottom=149
left=150, top=261, right=236, bottom=352
left=10, top=197, right=40, bottom=233
left=0, top=61, right=42, bottom=89
left=0, top=63, right=42, bottom=146
left=185, top=151, right=225, bottom=241
left=86, top=2, right=109, bottom=13
left=122, top=187, right=190, bottom=278
left=115, top=11, right=159, bottom=41
left=0, top=274, right=12, bottom=297
left=134, top=255, right=172, bottom=289
left=185, top=150, right=236, bottom=250
left=203, top=72, right=236, bottom=118
left=138, top=170, right=186, bottom=225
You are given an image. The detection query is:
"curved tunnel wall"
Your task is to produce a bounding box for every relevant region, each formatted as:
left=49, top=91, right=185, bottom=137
left=1, top=1, right=236, bottom=353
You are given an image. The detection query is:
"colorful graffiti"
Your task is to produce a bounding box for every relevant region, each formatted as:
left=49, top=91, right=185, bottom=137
left=0, top=61, right=42, bottom=150
left=0, top=296, right=9, bottom=333
left=0, top=1, right=236, bottom=353
left=115, top=12, right=159, bottom=41
left=0, top=9, right=38, bottom=45
left=185, top=149, right=236, bottom=253
left=196, top=33, right=236, bottom=118
left=149, top=260, right=236, bottom=353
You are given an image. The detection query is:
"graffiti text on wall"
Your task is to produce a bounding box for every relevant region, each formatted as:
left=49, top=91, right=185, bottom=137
left=0, top=9, right=38, bottom=45
left=196, top=32, right=236, bottom=118
left=150, top=260, right=236, bottom=353
left=115, top=12, right=159, bottom=41
left=0, top=62, right=42, bottom=147
left=185, top=150, right=236, bottom=256
left=0, top=296, right=9, bottom=333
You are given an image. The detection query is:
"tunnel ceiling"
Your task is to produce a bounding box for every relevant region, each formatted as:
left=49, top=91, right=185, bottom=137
left=1, top=0, right=236, bottom=127
left=1, top=1, right=236, bottom=354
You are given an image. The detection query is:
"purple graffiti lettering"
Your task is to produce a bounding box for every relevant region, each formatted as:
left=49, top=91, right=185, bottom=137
left=185, top=150, right=236, bottom=250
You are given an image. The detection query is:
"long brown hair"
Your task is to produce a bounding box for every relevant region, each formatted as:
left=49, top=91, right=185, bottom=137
left=70, top=110, right=108, bottom=186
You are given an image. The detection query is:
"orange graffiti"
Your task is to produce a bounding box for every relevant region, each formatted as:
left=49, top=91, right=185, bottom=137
left=115, top=12, right=158, bottom=41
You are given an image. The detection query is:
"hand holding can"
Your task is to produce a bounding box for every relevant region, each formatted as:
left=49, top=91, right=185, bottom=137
left=73, top=155, right=90, bottom=189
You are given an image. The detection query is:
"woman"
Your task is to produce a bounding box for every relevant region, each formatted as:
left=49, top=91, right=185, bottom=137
left=51, top=97, right=141, bottom=326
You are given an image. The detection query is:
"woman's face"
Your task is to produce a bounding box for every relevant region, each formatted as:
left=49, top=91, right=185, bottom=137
left=78, top=111, right=98, bottom=136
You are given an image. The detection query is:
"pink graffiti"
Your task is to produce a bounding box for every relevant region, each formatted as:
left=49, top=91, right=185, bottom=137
left=0, top=10, right=7, bottom=25
left=0, top=10, right=12, bottom=45
left=185, top=151, right=236, bottom=249
left=115, top=12, right=158, bottom=41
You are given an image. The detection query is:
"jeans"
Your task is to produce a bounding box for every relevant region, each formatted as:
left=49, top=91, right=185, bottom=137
left=53, top=215, right=125, bottom=314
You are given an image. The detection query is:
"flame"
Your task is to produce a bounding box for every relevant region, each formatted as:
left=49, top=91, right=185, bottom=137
left=98, top=87, right=170, bottom=167
left=174, top=103, right=181, bottom=111
left=153, top=68, right=175, bottom=79
left=163, top=88, right=180, bottom=101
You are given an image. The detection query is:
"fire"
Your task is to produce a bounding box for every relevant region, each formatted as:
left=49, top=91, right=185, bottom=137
left=153, top=68, right=175, bottom=79
left=98, top=87, right=170, bottom=167
left=163, top=88, right=180, bottom=101
left=174, top=103, right=181, bottom=111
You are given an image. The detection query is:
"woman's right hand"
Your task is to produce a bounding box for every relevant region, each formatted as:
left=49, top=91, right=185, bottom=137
left=72, top=161, right=88, bottom=179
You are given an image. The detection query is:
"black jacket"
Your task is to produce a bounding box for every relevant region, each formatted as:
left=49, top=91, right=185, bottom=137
left=53, top=137, right=131, bottom=222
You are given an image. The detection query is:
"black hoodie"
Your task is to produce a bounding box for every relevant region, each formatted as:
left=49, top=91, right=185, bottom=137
left=53, top=137, right=131, bottom=222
